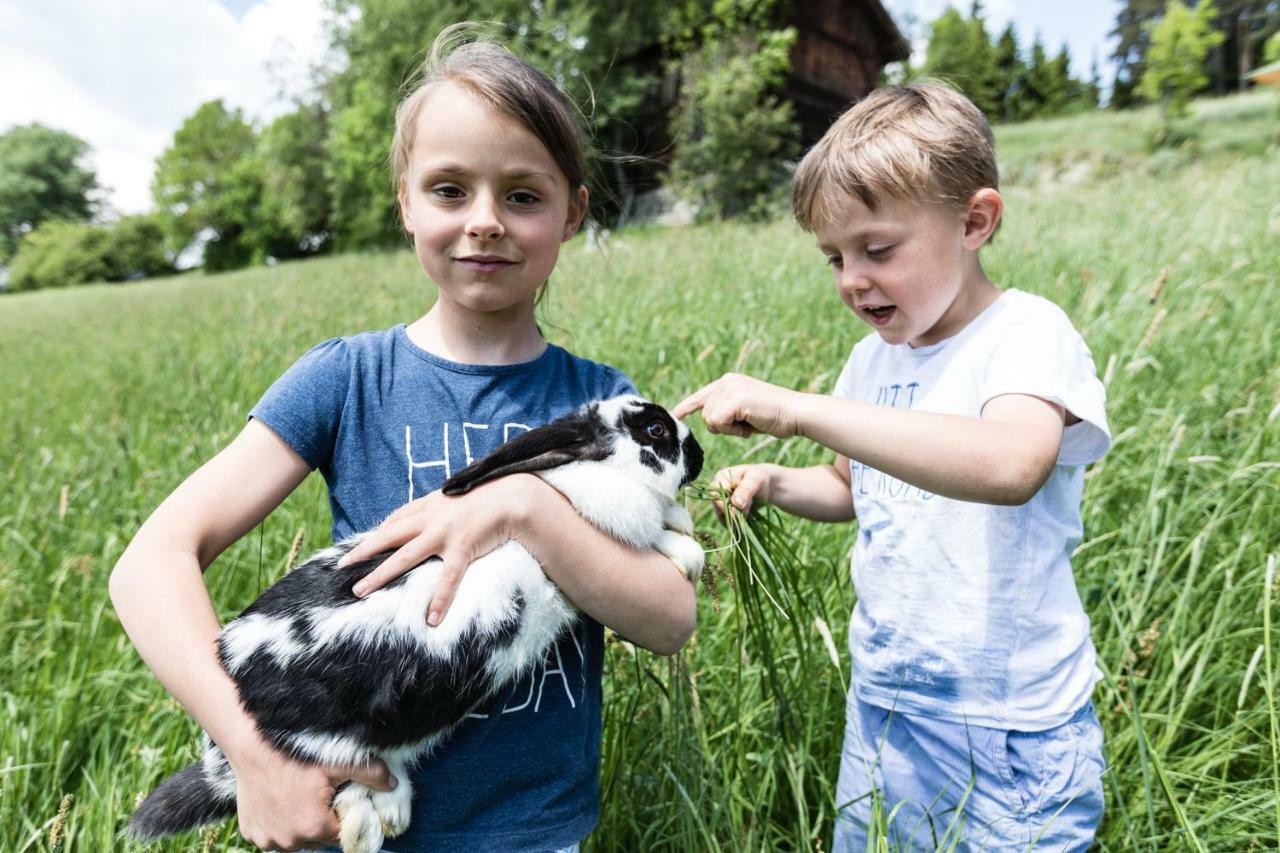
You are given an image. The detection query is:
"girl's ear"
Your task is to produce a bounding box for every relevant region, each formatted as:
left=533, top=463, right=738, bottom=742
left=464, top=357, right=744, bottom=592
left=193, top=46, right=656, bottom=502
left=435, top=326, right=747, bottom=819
left=398, top=177, right=414, bottom=235
left=562, top=185, right=589, bottom=242
left=962, top=188, right=1002, bottom=249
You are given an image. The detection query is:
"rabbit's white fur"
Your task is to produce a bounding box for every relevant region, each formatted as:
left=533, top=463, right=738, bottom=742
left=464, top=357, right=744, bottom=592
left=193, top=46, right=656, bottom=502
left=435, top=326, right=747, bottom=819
left=127, top=395, right=703, bottom=853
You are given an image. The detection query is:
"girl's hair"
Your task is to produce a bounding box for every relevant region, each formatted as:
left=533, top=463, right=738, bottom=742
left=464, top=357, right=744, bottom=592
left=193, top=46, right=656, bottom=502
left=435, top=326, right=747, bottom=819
left=792, top=80, right=999, bottom=231
left=391, top=24, right=588, bottom=211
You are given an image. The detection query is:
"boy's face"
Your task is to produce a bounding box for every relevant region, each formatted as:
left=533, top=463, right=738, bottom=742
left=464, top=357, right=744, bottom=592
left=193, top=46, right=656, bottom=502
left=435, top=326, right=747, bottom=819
left=814, top=192, right=997, bottom=348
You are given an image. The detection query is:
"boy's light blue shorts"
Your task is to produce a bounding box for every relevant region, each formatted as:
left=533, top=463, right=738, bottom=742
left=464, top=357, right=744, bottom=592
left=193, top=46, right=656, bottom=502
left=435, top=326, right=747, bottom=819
left=833, top=690, right=1105, bottom=852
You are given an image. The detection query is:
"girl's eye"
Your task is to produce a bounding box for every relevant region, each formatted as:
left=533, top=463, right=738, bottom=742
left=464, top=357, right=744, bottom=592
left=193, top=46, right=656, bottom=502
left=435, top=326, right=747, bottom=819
left=509, top=191, right=540, bottom=205
left=867, top=245, right=894, bottom=260
left=644, top=420, right=668, bottom=439
left=432, top=185, right=464, bottom=200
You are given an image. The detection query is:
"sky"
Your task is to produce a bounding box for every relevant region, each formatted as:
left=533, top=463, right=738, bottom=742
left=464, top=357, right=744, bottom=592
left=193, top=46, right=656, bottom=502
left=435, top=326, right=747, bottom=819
left=0, top=0, right=1123, bottom=218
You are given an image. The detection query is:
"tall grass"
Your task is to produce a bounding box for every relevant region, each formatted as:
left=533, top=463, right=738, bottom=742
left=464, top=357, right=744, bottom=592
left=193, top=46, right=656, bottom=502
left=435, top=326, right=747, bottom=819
left=1, top=93, right=1277, bottom=850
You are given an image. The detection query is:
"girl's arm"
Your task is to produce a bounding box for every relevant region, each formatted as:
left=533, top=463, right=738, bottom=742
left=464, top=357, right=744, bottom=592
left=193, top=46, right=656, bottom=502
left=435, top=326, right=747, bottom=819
left=108, top=419, right=393, bottom=852
left=675, top=374, right=1065, bottom=506
left=338, top=474, right=698, bottom=655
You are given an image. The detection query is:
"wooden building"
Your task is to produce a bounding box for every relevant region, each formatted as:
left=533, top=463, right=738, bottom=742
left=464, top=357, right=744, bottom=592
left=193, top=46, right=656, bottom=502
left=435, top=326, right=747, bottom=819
left=786, top=0, right=911, bottom=142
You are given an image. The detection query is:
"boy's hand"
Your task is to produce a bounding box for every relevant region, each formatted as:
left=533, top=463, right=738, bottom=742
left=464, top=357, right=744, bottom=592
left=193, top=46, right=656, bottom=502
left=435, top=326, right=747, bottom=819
left=709, top=463, right=776, bottom=523
left=227, top=730, right=395, bottom=851
left=336, top=475, right=538, bottom=627
left=673, top=373, right=803, bottom=438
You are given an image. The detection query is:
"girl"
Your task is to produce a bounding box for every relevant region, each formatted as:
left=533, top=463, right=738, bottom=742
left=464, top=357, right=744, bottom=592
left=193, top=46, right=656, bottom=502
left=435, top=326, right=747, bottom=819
left=109, top=30, right=697, bottom=853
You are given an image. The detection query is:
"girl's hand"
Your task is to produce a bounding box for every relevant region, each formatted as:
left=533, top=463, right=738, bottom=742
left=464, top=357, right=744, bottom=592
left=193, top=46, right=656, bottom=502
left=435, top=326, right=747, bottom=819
left=709, top=463, right=777, bottom=523
left=336, top=475, right=536, bottom=627
left=673, top=373, right=803, bottom=439
left=226, top=730, right=395, bottom=852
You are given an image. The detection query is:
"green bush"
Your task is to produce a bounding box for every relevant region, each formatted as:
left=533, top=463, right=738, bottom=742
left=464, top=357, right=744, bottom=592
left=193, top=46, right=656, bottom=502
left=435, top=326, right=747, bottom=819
left=7, top=220, right=110, bottom=291
left=669, top=28, right=799, bottom=221
left=7, top=215, right=170, bottom=291
left=101, top=215, right=172, bottom=281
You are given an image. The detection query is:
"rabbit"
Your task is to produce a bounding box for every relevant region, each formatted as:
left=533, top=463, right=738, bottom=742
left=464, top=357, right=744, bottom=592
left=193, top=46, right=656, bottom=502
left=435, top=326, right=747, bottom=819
left=126, top=394, right=705, bottom=853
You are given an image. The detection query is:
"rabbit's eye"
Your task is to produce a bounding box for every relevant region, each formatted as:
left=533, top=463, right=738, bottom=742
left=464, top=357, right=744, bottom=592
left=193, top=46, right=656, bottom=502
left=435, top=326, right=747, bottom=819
left=644, top=421, right=668, bottom=439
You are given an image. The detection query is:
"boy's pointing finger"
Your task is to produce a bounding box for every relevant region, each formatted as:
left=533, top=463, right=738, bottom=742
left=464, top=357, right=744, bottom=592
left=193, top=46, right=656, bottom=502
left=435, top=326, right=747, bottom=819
left=672, top=385, right=711, bottom=420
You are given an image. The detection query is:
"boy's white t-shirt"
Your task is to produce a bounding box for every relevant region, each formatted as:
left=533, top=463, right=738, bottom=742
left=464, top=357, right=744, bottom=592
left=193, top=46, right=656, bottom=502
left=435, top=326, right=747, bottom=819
left=833, top=289, right=1110, bottom=731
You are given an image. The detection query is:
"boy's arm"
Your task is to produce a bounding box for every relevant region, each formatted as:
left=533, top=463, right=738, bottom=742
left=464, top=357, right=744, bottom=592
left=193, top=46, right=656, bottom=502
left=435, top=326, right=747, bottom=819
left=109, top=419, right=393, bottom=851
left=339, top=475, right=698, bottom=655
left=712, top=459, right=854, bottom=523
left=676, top=374, right=1065, bottom=506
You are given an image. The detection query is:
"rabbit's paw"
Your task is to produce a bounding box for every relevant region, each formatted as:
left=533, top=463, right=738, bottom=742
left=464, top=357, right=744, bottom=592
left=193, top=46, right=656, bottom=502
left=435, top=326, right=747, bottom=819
left=656, top=530, right=705, bottom=582
left=663, top=503, right=695, bottom=537
left=334, top=783, right=384, bottom=853
left=372, top=775, right=412, bottom=838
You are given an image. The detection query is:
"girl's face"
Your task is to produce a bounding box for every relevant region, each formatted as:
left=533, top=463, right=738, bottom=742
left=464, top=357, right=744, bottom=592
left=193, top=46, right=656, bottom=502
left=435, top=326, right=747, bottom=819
left=398, top=82, right=587, bottom=319
left=814, top=191, right=998, bottom=348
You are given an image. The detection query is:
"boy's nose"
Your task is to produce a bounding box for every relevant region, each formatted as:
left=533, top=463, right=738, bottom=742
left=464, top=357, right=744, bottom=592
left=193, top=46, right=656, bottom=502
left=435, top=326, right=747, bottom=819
left=838, top=269, right=871, bottom=297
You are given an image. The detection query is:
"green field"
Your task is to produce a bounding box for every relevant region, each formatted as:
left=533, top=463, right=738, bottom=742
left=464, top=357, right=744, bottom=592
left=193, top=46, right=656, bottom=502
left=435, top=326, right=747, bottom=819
left=2, top=92, right=1278, bottom=851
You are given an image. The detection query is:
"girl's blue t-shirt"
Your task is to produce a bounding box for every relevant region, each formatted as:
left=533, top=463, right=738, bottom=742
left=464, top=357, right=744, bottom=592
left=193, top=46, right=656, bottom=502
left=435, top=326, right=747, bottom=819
left=248, top=323, right=634, bottom=853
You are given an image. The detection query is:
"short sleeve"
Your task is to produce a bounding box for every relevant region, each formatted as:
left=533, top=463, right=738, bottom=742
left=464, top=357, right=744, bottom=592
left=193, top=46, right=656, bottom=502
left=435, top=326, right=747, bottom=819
left=832, top=344, right=862, bottom=400
left=248, top=338, right=351, bottom=469
left=601, top=365, right=638, bottom=398
left=980, top=315, right=1110, bottom=465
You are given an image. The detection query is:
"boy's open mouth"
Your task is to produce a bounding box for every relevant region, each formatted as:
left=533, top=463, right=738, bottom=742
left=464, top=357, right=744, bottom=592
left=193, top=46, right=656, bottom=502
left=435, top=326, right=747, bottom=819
left=863, top=304, right=896, bottom=326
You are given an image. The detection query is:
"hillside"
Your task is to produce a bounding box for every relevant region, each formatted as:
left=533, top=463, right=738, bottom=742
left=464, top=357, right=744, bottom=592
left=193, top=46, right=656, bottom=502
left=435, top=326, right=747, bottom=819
left=2, top=92, right=1278, bottom=850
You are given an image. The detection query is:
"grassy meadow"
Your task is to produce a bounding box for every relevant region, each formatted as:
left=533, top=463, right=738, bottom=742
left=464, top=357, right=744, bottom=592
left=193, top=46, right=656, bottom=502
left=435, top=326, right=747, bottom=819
left=1, top=92, right=1278, bottom=850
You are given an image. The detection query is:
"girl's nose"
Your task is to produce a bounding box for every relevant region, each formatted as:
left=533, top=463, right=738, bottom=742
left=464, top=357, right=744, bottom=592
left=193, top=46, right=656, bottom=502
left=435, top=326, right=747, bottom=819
left=466, top=195, right=504, bottom=241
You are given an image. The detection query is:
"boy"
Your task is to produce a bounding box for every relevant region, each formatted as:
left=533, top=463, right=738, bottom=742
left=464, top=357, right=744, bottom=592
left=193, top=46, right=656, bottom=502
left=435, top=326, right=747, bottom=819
left=675, top=82, right=1110, bottom=850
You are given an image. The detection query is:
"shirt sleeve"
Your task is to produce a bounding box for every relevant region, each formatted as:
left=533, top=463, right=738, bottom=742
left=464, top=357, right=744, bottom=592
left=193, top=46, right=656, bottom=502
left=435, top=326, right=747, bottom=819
left=602, top=365, right=638, bottom=398
left=831, top=344, right=861, bottom=400
left=248, top=338, right=351, bottom=470
left=979, top=314, right=1111, bottom=466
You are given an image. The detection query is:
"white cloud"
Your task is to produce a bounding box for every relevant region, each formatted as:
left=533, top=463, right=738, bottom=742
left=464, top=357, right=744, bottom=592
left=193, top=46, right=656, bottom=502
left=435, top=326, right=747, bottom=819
left=0, top=0, right=334, bottom=215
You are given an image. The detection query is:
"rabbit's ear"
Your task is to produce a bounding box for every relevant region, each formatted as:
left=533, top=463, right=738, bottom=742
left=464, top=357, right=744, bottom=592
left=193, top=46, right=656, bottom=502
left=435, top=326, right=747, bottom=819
left=442, top=411, right=610, bottom=496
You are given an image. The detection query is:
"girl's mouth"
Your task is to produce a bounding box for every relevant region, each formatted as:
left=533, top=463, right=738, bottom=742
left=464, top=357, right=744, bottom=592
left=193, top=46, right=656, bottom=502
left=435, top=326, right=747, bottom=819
left=456, top=256, right=516, bottom=273
left=863, top=304, right=896, bottom=326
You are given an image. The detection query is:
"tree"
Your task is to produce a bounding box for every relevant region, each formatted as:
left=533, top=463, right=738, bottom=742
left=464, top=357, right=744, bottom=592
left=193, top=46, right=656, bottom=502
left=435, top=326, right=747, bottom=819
left=1022, top=36, right=1054, bottom=117
left=254, top=102, right=334, bottom=258
left=1111, top=0, right=1278, bottom=101
left=668, top=27, right=799, bottom=220
left=1111, top=0, right=1168, bottom=106
left=0, top=124, right=98, bottom=263
left=923, top=6, right=1002, bottom=117
left=994, top=23, right=1029, bottom=121
left=1139, top=0, right=1226, bottom=121
left=1267, top=29, right=1280, bottom=61
left=100, top=215, right=172, bottom=281
left=151, top=100, right=259, bottom=271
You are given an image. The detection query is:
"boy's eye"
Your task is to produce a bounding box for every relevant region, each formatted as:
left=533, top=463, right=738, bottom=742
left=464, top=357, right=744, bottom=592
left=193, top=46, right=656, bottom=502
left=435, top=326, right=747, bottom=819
left=508, top=191, right=540, bottom=205
left=825, top=255, right=843, bottom=268
left=867, top=244, right=894, bottom=259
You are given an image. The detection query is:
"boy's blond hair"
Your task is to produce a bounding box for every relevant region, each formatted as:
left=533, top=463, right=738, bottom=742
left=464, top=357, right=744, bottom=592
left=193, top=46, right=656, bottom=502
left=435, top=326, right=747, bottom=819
left=792, top=81, right=998, bottom=231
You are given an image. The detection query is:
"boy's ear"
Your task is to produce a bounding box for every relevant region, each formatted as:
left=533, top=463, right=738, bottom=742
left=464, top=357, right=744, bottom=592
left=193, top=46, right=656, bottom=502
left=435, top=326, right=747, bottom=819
left=398, top=177, right=414, bottom=235
left=563, top=185, right=589, bottom=241
left=962, top=188, right=1002, bottom=250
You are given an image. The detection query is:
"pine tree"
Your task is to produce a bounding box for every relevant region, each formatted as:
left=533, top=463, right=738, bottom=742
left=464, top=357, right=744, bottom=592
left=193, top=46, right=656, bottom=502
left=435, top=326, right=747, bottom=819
left=994, top=23, right=1029, bottom=121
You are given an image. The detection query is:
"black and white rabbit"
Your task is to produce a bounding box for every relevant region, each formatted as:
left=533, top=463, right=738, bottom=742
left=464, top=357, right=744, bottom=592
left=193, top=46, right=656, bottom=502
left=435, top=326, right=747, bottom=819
left=127, top=395, right=704, bottom=853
